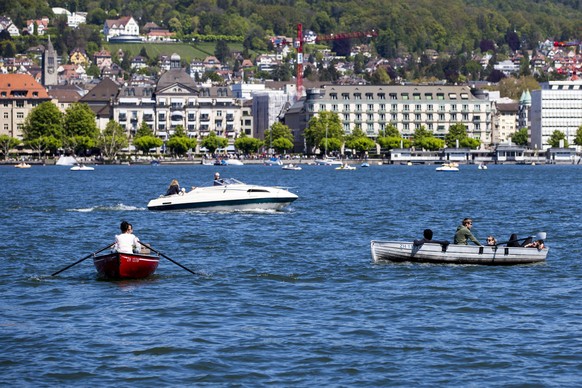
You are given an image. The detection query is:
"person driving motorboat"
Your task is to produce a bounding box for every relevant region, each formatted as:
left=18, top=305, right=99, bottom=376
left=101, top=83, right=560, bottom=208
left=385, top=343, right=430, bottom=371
left=213, top=172, right=224, bottom=186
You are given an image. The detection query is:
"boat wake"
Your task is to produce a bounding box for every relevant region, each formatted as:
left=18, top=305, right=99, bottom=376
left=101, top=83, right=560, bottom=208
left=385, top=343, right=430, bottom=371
left=68, top=203, right=146, bottom=212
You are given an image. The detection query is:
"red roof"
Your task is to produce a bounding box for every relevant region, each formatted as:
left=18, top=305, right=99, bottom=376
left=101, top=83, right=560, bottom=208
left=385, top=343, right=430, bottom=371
left=0, top=74, right=49, bottom=98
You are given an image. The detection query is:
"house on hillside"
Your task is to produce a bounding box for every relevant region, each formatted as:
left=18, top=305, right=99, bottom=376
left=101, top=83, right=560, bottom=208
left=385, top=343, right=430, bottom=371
left=103, top=16, right=139, bottom=41
left=24, top=18, right=49, bottom=35
left=0, top=16, right=20, bottom=36
left=69, top=48, right=89, bottom=65
left=93, top=50, right=112, bottom=70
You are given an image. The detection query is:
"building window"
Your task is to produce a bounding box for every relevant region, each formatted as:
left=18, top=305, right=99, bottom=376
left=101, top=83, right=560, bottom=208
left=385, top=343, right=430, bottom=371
left=332, top=104, right=338, bottom=112
left=16, top=101, right=24, bottom=108
left=16, top=112, right=24, bottom=119
left=330, top=93, right=338, bottom=100
left=342, top=93, right=350, bottom=100
left=366, top=93, right=373, bottom=100
left=354, top=93, right=361, bottom=100
left=3, top=112, right=7, bottom=118
left=378, top=93, right=386, bottom=100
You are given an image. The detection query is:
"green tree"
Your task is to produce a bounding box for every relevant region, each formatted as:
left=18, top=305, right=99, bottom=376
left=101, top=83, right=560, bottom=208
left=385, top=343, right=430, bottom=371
left=22, top=101, right=63, bottom=141
left=25, top=136, right=60, bottom=159
left=445, top=123, right=480, bottom=149
left=264, top=122, right=294, bottom=149
left=201, top=131, right=228, bottom=154
left=214, top=40, right=230, bottom=63
left=412, top=126, right=444, bottom=151
left=344, top=127, right=376, bottom=156
left=272, top=137, right=294, bottom=154
left=511, top=127, right=529, bottom=146
left=0, top=135, right=20, bottom=160
left=63, top=103, right=99, bottom=155
left=97, top=120, right=129, bottom=161
left=303, top=111, right=344, bottom=155
left=548, top=130, right=568, bottom=148
left=377, top=136, right=411, bottom=150
left=574, top=126, right=582, bottom=147
left=234, top=134, right=263, bottom=155
left=166, top=125, right=194, bottom=156
left=133, top=121, right=163, bottom=155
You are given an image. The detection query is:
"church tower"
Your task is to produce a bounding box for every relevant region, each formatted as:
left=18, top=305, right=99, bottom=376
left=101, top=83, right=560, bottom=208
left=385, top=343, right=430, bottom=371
left=42, top=36, right=58, bottom=86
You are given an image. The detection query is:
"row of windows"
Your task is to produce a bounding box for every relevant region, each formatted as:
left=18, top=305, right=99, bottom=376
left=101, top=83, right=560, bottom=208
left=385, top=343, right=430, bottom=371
left=338, top=123, right=483, bottom=133
left=339, top=113, right=481, bottom=121
left=328, top=92, right=471, bottom=101
left=316, top=103, right=483, bottom=112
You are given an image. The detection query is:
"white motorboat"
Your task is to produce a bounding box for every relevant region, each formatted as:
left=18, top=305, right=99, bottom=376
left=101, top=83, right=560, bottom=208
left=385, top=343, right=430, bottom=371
left=371, top=239, right=548, bottom=265
left=282, top=163, right=302, bottom=171
left=315, top=158, right=343, bottom=166
left=335, top=163, right=356, bottom=170
left=361, top=162, right=370, bottom=168
left=147, top=178, right=298, bottom=211
left=70, top=164, right=94, bottom=171
left=436, top=163, right=459, bottom=172
left=478, top=163, right=488, bottom=170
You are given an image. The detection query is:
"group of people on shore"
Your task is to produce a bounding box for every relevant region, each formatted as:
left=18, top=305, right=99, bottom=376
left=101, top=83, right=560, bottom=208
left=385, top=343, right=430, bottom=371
left=414, top=217, right=545, bottom=250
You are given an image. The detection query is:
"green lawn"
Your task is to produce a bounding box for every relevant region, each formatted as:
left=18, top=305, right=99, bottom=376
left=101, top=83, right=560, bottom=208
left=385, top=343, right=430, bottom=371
left=106, top=42, right=245, bottom=63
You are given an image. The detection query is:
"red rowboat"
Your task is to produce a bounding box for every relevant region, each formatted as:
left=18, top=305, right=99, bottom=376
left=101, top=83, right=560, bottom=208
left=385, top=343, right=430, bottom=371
left=93, top=251, right=160, bottom=280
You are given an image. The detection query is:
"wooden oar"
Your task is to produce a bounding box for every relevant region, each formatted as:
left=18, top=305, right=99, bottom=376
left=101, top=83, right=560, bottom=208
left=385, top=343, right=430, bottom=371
left=51, top=243, right=114, bottom=276
left=139, top=242, right=202, bottom=276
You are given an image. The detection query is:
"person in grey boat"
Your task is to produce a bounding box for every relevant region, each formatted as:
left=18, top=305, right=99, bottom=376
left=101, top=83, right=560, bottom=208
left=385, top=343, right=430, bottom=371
left=453, top=217, right=482, bottom=246
left=414, top=229, right=449, bottom=247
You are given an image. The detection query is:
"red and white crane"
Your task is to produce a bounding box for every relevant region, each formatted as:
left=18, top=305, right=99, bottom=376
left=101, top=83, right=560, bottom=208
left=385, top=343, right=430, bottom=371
left=294, top=23, right=378, bottom=98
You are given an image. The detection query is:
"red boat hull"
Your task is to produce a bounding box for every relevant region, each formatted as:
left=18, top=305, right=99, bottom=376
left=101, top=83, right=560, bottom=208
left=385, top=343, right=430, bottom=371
left=93, top=252, right=159, bottom=280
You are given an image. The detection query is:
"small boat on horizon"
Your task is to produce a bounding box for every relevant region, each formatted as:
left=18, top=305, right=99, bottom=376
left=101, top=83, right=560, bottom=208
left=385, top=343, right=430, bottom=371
left=70, top=164, right=94, bottom=171
left=436, top=163, right=459, bottom=172
left=15, top=162, right=31, bottom=168
left=282, top=163, right=302, bottom=170
left=336, top=163, right=356, bottom=170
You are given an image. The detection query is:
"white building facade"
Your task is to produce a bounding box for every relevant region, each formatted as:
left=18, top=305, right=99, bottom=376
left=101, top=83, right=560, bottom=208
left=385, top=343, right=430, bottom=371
left=303, top=84, right=491, bottom=143
left=530, top=81, right=582, bottom=150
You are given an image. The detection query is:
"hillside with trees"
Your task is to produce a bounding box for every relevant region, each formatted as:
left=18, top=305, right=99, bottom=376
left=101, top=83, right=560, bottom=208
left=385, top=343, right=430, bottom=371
left=2, top=0, right=582, bottom=58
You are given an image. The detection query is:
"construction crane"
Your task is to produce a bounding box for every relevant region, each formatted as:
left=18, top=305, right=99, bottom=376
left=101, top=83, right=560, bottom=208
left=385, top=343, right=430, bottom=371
left=295, top=23, right=378, bottom=98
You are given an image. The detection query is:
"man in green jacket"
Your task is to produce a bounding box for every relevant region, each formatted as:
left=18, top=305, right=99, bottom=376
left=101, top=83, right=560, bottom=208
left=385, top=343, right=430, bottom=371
left=454, top=218, right=482, bottom=246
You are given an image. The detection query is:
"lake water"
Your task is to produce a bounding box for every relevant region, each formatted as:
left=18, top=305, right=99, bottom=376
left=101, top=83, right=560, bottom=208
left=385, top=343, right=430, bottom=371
left=1, top=163, right=581, bottom=386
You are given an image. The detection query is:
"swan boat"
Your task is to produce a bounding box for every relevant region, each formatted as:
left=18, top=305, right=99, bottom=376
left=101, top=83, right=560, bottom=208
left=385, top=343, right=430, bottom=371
left=370, top=240, right=548, bottom=265
left=147, top=178, right=298, bottom=211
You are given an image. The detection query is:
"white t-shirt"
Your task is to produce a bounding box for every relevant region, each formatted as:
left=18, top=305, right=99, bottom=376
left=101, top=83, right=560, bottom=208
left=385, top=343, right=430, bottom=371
left=115, top=233, right=140, bottom=253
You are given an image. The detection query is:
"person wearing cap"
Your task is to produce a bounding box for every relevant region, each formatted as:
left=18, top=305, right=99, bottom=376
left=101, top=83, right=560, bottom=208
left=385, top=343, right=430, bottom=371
left=213, top=172, right=224, bottom=186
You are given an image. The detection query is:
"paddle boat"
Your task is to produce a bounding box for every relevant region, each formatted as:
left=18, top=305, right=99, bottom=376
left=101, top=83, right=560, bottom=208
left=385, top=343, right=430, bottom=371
left=435, top=162, right=459, bottom=172
left=93, top=250, right=160, bottom=280
left=264, top=157, right=283, bottom=166
left=15, top=162, right=31, bottom=168
left=147, top=177, right=298, bottom=211
left=70, top=164, right=94, bottom=171
left=335, top=163, right=356, bottom=170
left=371, top=233, right=548, bottom=265
left=282, top=163, right=302, bottom=171
left=361, top=162, right=370, bottom=168
left=478, top=163, right=488, bottom=170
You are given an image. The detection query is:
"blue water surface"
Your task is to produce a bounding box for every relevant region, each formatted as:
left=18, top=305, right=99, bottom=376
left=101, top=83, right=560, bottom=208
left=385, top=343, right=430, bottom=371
left=1, top=163, right=581, bottom=386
